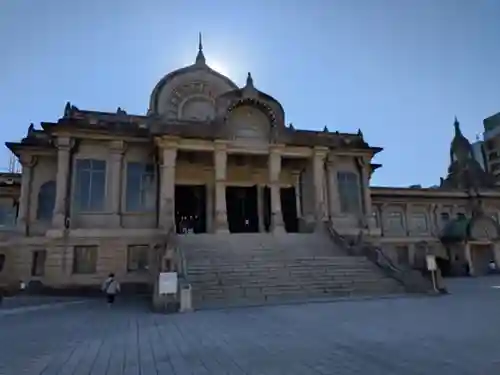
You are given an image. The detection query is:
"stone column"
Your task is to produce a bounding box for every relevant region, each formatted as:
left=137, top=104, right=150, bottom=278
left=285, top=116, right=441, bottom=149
left=17, top=155, right=37, bottom=233
left=326, top=156, right=340, bottom=217
left=108, top=140, right=125, bottom=227
left=357, top=156, right=375, bottom=229
left=404, top=203, right=410, bottom=236
left=313, top=147, right=328, bottom=230
left=214, top=143, right=229, bottom=233
left=206, top=184, right=213, bottom=233
left=269, top=147, right=285, bottom=234
left=292, top=172, right=301, bottom=220
left=257, top=185, right=265, bottom=232
left=52, top=137, right=73, bottom=228
left=157, top=139, right=177, bottom=230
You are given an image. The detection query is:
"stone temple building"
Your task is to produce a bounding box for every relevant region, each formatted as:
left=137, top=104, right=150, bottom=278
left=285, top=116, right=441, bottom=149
left=1, top=39, right=500, bottom=307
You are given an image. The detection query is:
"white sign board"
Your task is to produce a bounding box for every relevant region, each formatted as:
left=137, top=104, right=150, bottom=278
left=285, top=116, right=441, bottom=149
left=159, top=272, right=178, bottom=295
left=426, top=255, right=437, bottom=271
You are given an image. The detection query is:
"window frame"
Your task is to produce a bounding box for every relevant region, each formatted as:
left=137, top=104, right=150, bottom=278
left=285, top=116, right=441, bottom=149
left=385, top=211, right=405, bottom=234
left=73, top=158, right=107, bottom=213
left=411, top=212, right=428, bottom=234
left=125, top=162, right=156, bottom=213
left=127, top=245, right=150, bottom=273
left=72, top=245, right=98, bottom=274
left=36, top=180, right=56, bottom=221
left=337, top=171, right=361, bottom=214
left=31, top=250, right=47, bottom=277
left=0, top=201, right=17, bottom=229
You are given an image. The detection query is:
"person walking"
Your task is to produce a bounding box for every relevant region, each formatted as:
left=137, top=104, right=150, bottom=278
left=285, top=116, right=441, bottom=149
left=102, top=273, right=120, bottom=307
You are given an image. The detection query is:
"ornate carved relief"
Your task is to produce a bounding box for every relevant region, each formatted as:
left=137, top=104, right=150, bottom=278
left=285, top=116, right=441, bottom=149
left=226, top=105, right=271, bottom=143
left=163, top=81, right=218, bottom=120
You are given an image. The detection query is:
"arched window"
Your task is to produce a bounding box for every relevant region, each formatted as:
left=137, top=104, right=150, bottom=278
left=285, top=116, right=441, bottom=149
left=37, top=181, right=56, bottom=220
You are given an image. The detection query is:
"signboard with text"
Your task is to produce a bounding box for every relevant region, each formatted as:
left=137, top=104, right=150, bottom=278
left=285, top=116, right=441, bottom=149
left=159, top=272, right=178, bottom=295
left=426, top=255, right=437, bottom=271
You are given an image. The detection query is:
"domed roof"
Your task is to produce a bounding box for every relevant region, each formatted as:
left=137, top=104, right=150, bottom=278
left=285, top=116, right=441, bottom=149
left=216, top=72, right=286, bottom=128
left=149, top=35, right=238, bottom=116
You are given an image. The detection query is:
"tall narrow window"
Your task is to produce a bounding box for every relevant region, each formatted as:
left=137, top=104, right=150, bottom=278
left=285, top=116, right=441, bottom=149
left=337, top=171, right=361, bottom=214
left=411, top=213, right=428, bottom=234
left=31, top=250, right=47, bottom=276
left=74, top=159, right=106, bottom=212
left=37, top=181, right=56, bottom=220
left=0, top=203, right=16, bottom=228
left=125, top=162, right=156, bottom=212
left=0, top=253, right=5, bottom=272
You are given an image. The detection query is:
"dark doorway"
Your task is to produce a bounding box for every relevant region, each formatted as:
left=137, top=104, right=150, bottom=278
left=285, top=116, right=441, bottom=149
left=281, top=187, right=298, bottom=233
left=263, top=186, right=271, bottom=232
left=226, top=186, right=259, bottom=233
left=175, top=185, right=207, bottom=234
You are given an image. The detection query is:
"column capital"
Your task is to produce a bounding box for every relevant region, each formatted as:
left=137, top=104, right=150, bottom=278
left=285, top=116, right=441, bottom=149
left=54, top=136, right=75, bottom=151
left=269, top=144, right=285, bottom=154
left=109, top=140, right=127, bottom=154
left=155, top=136, right=179, bottom=149
left=313, top=146, right=329, bottom=159
left=214, top=140, right=229, bottom=152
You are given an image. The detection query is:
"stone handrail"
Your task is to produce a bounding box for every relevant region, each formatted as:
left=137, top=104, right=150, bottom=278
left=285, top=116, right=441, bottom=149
left=325, top=223, right=434, bottom=293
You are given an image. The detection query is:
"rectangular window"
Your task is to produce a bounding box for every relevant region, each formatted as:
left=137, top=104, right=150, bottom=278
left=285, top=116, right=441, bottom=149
left=31, top=250, right=47, bottom=276
left=386, top=212, right=404, bottom=233
left=337, top=171, right=361, bottom=214
left=72, top=246, right=97, bottom=274
left=74, top=159, right=106, bottom=212
left=125, top=162, right=156, bottom=212
left=411, top=213, right=428, bottom=233
left=0, top=203, right=16, bottom=228
left=127, top=245, right=149, bottom=272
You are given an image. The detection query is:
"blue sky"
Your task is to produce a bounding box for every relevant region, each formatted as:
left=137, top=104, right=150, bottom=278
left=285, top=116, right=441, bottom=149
left=1, top=0, right=499, bottom=186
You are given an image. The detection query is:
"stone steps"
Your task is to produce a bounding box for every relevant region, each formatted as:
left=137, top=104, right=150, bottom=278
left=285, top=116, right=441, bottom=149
left=178, top=233, right=403, bottom=309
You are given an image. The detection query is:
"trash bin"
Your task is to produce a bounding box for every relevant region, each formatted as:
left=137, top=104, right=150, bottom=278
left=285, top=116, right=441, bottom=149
left=180, top=283, right=192, bottom=312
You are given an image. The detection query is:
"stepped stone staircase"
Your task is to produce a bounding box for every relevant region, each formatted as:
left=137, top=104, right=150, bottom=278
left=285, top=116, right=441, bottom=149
left=178, top=232, right=405, bottom=309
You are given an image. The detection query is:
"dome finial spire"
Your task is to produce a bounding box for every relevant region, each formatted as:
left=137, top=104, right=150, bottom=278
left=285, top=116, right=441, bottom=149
left=246, top=72, right=254, bottom=88
left=195, top=32, right=206, bottom=65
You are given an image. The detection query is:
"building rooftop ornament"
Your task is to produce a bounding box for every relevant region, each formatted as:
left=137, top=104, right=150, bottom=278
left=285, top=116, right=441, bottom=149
left=64, top=102, right=72, bottom=118
left=195, top=32, right=206, bottom=65
left=323, top=125, right=329, bottom=132
left=245, top=72, right=254, bottom=89
left=440, top=116, right=497, bottom=190
left=27, top=123, right=34, bottom=136
left=116, top=107, right=127, bottom=115
left=288, top=122, right=294, bottom=130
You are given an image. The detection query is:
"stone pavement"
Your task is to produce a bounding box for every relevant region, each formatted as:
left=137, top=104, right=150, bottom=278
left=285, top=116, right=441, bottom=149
left=2, top=277, right=500, bottom=374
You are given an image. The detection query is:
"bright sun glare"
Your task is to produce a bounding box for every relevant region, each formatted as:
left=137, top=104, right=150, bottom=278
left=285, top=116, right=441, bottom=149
left=208, top=60, right=231, bottom=77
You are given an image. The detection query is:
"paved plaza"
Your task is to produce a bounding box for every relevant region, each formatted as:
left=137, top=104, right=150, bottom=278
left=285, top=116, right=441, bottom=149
left=1, top=278, right=500, bottom=375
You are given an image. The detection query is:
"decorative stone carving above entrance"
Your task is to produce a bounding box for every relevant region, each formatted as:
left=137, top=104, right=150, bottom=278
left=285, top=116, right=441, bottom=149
left=226, top=105, right=271, bottom=143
